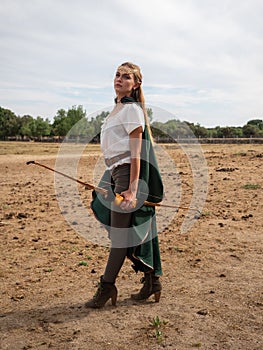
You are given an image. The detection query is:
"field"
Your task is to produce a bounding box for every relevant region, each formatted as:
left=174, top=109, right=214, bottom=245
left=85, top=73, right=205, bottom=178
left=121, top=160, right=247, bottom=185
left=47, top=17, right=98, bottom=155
left=0, top=141, right=262, bottom=350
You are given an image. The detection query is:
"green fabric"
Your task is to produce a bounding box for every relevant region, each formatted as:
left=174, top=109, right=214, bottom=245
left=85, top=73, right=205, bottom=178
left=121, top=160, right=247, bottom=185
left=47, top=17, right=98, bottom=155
left=91, top=125, right=164, bottom=276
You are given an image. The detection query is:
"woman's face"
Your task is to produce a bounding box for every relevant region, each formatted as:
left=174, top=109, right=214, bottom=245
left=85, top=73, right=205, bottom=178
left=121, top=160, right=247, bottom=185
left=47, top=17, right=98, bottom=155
left=114, top=67, right=137, bottom=97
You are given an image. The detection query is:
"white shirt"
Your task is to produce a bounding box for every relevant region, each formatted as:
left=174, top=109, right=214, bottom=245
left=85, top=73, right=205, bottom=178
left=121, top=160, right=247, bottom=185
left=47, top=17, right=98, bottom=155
left=101, top=103, right=145, bottom=169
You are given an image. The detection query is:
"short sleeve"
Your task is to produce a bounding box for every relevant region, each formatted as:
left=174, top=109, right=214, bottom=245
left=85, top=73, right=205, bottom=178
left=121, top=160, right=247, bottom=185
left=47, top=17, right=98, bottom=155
left=119, top=103, right=145, bottom=134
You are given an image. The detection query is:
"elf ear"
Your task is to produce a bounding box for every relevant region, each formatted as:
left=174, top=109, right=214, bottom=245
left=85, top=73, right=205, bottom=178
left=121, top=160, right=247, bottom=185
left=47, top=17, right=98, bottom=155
left=133, top=82, right=141, bottom=90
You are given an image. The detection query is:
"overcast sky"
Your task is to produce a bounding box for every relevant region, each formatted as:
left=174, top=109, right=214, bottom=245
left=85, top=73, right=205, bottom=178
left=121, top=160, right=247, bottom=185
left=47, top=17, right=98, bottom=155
left=1, top=0, right=263, bottom=127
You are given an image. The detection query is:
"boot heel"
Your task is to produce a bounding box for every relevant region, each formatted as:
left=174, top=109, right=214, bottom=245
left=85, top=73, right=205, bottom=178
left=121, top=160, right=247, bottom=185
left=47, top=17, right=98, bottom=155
left=154, top=291, right=161, bottom=303
left=111, top=291, right=117, bottom=306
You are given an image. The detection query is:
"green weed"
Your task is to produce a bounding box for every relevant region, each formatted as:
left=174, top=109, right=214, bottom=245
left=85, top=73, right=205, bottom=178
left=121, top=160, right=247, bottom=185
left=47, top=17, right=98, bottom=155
left=242, top=183, right=261, bottom=189
left=44, top=268, right=53, bottom=273
left=149, top=316, right=168, bottom=343
left=173, top=246, right=184, bottom=253
left=234, top=152, right=247, bottom=156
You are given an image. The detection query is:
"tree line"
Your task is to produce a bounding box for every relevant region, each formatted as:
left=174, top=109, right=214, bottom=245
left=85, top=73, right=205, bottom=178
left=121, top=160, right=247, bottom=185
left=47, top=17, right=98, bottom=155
left=0, top=105, right=263, bottom=142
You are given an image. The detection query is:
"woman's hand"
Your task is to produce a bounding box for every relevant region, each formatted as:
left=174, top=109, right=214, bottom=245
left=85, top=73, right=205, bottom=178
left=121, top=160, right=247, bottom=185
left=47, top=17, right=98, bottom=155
left=119, top=189, right=137, bottom=210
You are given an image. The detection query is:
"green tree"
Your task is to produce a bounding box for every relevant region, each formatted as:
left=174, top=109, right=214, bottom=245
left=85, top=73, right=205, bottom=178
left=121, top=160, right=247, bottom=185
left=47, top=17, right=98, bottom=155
left=186, top=122, right=209, bottom=138
left=0, top=107, right=19, bottom=139
left=91, top=111, right=109, bottom=136
left=233, top=127, right=243, bottom=138
left=52, top=109, right=69, bottom=136
left=207, top=128, right=218, bottom=138
left=67, top=105, right=86, bottom=128
left=163, top=119, right=179, bottom=138
left=147, top=108, right=153, bottom=123
left=34, top=116, right=51, bottom=138
left=19, top=115, right=35, bottom=138
left=151, top=121, right=166, bottom=139
left=247, top=119, right=263, bottom=130
left=242, top=124, right=261, bottom=137
left=214, top=126, right=224, bottom=138
left=220, top=126, right=238, bottom=138
left=52, top=105, right=87, bottom=137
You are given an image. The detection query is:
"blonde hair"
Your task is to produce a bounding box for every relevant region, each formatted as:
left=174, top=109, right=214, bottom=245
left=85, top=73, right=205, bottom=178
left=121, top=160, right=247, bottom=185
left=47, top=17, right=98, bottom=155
left=118, top=62, right=152, bottom=136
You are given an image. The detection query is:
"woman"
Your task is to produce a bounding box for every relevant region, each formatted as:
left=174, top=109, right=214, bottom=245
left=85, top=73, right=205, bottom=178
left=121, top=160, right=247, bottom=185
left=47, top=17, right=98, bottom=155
left=85, top=62, right=163, bottom=308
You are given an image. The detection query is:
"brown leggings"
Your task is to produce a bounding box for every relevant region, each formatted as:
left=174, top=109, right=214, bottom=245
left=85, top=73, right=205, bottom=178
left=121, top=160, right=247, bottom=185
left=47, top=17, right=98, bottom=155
left=103, top=163, right=132, bottom=283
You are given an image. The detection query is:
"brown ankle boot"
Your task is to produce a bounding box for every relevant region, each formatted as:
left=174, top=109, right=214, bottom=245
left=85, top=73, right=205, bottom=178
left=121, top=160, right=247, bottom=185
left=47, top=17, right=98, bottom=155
left=85, top=276, right=117, bottom=309
left=131, top=273, right=162, bottom=302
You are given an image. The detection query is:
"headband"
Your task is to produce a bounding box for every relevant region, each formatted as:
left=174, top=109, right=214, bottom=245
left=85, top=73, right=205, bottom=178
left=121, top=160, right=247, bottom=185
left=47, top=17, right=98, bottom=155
left=117, top=65, right=139, bottom=75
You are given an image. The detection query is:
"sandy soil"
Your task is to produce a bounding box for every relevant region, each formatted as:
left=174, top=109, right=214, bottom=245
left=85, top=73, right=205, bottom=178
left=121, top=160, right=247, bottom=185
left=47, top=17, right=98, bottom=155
left=0, top=141, right=262, bottom=350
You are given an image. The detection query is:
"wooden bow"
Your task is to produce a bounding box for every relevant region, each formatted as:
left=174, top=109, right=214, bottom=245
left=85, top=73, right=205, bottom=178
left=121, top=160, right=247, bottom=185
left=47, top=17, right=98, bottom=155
left=26, top=160, right=200, bottom=213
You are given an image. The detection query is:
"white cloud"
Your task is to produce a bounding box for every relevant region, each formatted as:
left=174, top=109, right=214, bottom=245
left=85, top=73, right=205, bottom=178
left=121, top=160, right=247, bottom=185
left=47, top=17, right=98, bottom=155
left=1, top=0, right=263, bottom=126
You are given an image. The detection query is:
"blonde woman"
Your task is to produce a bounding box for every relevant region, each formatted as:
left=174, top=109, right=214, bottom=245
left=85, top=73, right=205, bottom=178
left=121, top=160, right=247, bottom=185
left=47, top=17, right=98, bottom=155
left=85, top=62, right=163, bottom=308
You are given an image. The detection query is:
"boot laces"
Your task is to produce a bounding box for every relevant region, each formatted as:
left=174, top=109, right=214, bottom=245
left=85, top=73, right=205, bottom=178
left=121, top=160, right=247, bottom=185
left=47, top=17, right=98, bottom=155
left=93, top=282, right=103, bottom=299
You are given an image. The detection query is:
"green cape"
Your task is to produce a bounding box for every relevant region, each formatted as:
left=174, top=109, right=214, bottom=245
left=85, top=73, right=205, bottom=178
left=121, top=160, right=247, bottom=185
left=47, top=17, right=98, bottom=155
left=91, top=126, right=163, bottom=276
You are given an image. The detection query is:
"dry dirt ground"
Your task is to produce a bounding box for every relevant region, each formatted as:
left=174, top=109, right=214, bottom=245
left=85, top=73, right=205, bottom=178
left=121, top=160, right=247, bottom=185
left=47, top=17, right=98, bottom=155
left=0, top=141, right=262, bottom=350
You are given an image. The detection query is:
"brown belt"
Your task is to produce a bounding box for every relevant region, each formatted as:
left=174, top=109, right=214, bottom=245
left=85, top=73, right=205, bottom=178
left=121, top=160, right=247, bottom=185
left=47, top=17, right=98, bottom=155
left=105, top=151, right=131, bottom=167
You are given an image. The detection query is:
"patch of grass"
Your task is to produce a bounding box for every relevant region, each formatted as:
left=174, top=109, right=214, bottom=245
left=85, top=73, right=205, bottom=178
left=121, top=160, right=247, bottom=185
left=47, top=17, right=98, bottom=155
left=234, top=152, right=247, bottom=156
left=241, top=183, right=261, bottom=189
left=44, top=268, right=53, bottom=273
left=201, top=211, right=212, bottom=217
left=1, top=204, right=12, bottom=210
left=173, top=246, right=184, bottom=253
left=149, top=316, right=168, bottom=343
left=78, top=261, right=88, bottom=266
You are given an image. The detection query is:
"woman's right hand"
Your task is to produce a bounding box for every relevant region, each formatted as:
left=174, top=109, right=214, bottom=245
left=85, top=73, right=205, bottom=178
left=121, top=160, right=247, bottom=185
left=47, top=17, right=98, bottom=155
left=118, top=190, right=137, bottom=210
